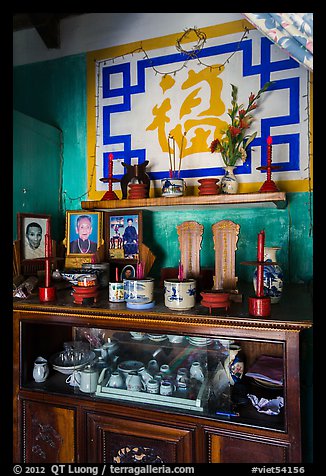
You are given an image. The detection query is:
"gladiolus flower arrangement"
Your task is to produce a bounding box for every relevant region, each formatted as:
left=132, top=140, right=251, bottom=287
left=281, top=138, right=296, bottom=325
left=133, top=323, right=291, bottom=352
left=210, top=82, right=273, bottom=167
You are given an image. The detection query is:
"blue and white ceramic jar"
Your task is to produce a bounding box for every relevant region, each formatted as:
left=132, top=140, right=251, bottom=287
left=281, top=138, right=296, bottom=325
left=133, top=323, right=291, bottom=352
left=220, top=166, right=238, bottom=194
left=253, top=246, right=283, bottom=303
left=123, top=277, right=154, bottom=304
left=164, top=278, right=196, bottom=310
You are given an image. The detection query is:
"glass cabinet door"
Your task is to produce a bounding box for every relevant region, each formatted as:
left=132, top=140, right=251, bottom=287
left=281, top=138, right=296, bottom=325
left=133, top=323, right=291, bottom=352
left=22, top=322, right=284, bottom=431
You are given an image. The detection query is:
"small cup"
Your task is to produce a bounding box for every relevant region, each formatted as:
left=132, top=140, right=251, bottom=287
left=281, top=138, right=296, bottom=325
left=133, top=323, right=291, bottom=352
left=146, top=378, right=160, bottom=394
left=159, top=364, right=170, bottom=375
left=109, top=282, right=125, bottom=302
left=66, top=370, right=81, bottom=387
left=107, top=371, right=124, bottom=389
left=160, top=380, right=175, bottom=396
left=126, top=371, right=146, bottom=392
left=176, top=367, right=189, bottom=389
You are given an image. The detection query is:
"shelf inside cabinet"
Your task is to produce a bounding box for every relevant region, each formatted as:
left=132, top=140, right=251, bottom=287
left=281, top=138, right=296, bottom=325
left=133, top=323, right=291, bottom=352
left=81, top=192, right=287, bottom=211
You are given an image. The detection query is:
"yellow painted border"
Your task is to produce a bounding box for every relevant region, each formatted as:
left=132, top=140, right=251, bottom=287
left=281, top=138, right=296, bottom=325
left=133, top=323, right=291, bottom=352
left=87, top=19, right=313, bottom=200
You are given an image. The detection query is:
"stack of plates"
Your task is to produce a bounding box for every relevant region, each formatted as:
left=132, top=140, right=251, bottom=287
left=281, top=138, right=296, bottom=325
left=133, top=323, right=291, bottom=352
left=147, top=334, right=168, bottom=342
left=187, top=336, right=213, bottom=347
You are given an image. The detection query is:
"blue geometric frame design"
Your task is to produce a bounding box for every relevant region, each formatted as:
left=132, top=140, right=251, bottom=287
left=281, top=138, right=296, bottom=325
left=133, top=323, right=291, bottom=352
left=99, top=36, right=302, bottom=181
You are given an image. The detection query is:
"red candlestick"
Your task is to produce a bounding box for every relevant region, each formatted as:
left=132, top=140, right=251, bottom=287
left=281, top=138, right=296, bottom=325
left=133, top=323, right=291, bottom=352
left=267, top=136, right=272, bottom=182
left=256, top=231, right=265, bottom=297
left=44, top=233, right=51, bottom=287
left=108, top=153, right=113, bottom=191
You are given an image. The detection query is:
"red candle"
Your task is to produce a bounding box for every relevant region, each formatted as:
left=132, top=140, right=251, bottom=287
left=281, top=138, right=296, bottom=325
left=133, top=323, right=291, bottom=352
left=267, top=136, right=272, bottom=180
left=109, top=153, right=113, bottom=178
left=44, top=233, right=51, bottom=287
left=115, top=267, right=119, bottom=282
left=256, top=231, right=265, bottom=297
left=257, top=230, right=265, bottom=262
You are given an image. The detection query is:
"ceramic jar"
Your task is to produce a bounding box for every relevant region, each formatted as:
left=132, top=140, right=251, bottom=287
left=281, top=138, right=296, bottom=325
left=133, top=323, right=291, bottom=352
left=161, top=178, right=185, bottom=197
left=253, top=246, right=283, bottom=303
left=123, top=277, right=154, bottom=304
left=220, top=166, right=238, bottom=194
left=164, top=278, right=196, bottom=310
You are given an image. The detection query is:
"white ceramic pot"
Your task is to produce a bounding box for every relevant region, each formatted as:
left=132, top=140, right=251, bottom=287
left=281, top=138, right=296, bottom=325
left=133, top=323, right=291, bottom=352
left=123, top=277, right=154, bottom=304
left=161, top=178, right=185, bottom=197
left=164, top=278, right=196, bottom=310
left=108, top=282, right=125, bottom=302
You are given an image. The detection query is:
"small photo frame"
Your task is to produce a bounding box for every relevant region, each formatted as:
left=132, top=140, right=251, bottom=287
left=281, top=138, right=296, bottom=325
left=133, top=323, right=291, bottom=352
left=104, top=211, right=143, bottom=262
left=120, top=264, right=136, bottom=281
left=65, top=210, right=102, bottom=257
left=17, top=213, right=51, bottom=262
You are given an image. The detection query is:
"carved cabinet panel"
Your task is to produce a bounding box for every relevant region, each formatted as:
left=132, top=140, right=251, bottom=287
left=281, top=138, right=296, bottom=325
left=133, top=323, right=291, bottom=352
left=208, top=432, right=289, bottom=463
left=86, top=412, right=194, bottom=463
left=21, top=399, right=75, bottom=463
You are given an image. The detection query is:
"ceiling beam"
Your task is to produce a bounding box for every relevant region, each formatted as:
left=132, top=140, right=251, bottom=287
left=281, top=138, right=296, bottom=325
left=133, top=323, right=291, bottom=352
left=28, top=13, right=61, bottom=49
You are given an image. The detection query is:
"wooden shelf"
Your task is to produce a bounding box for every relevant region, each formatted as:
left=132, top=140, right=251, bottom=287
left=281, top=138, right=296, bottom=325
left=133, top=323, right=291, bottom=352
left=81, top=191, right=287, bottom=211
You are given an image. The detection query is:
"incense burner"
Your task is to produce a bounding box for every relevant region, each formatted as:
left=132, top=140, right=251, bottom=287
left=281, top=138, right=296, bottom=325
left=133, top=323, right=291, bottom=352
left=161, top=178, right=185, bottom=197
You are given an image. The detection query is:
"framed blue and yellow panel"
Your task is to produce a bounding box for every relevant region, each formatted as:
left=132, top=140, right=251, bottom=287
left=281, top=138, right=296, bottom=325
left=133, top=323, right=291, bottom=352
left=87, top=20, right=312, bottom=199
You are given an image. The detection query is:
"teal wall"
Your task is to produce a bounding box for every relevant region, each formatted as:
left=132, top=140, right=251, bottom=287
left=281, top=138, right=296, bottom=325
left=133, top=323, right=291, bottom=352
left=13, top=54, right=87, bottom=241
left=13, top=111, right=62, bottom=239
left=13, top=54, right=313, bottom=284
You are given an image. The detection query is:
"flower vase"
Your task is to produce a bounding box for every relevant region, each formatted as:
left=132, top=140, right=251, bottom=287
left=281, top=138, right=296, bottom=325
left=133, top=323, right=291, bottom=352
left=221, top=166, right=238, bottom=194
left=253, top=246, right=283, bottom=303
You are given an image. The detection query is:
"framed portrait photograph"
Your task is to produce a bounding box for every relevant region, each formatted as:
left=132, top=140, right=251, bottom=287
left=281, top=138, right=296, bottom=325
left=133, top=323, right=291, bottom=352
left=17, top=213, right=51, bottom=262
left=65, top=210, right=102, bottom=257
left=104, top=211, right=143, bottom=262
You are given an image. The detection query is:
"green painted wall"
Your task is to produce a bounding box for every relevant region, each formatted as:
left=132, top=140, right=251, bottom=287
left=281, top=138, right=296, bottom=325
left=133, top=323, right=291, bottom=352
left=13, top=111, right=62, bottom=239
left=13, top=54, right=87, bottom=240
left=13, top=54, right=313, bottom=284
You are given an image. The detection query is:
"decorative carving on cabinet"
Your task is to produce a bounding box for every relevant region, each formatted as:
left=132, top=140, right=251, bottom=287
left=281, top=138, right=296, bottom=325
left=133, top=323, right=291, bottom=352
left=177, top=221, right=203, bottom=278
left=86, top=412, right=193, bottom=463
left=22, top=400, right=75, bottom=463
left=113, top=446, right=164, bottom=463
left=212, top=220, right=240, bottom=291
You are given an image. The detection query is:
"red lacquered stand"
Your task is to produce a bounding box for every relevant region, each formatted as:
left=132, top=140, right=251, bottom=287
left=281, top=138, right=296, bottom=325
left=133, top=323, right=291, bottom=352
left=100, top=153, right=120, bottom=200
left=128, top=183, right=148, bottom=199
left=200, top=290, right=230, bottom=314
left=257, top=136, right=281, bottom=193
left=198, top=178, right=220, bottom=196
left=72, top=285, right=99, bottom=304
left=241, top=230, right=275, bottom=317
